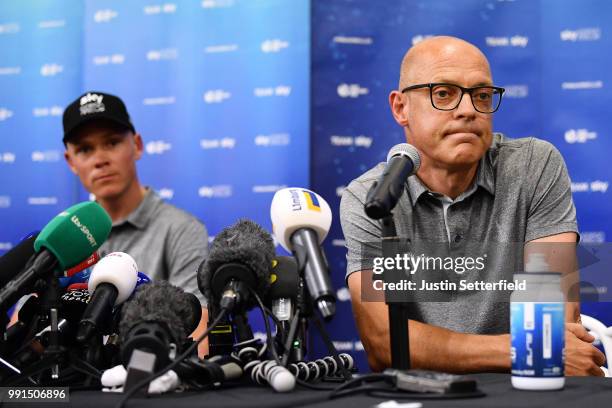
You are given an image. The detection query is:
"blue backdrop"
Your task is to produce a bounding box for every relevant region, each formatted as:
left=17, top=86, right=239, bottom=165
left=1, top=0, right=610, bottom=372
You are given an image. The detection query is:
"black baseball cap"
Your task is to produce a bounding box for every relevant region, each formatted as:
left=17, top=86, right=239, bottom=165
left=62, top=91, right=136, bottom=143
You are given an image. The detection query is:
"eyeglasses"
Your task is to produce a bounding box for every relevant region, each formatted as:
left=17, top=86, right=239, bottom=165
left=401, top=83, right=505, bottom=114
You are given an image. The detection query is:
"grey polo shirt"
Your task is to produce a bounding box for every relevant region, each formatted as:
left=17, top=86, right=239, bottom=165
left=98, top=189, right=209, bottom=306
left=340, top=133, right=578, bottom=334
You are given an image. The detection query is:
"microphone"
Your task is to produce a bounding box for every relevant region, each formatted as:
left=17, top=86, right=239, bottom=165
left=119, top=281, right=202, bottom=371
left=267, top=256, right=299, bottom=327
left=6, top=288, right=92, bottom=370
left=175, top=355, right=243, bottom=388
left=0, top=202, right=112, bottom=311
left=76, top=252, right=139, bottom=343
left=197, top=219, right=275, bottom=313
left=270, top=188, right=336, bottom=320
left=364, top=143, right=421, bottom=219
left=3, top=295, right=40, bottom=355
left=0, top=232, right=38, bottom=288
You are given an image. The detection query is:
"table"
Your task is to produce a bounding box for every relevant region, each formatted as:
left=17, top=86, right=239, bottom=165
left=3, top=374, right=611, bottom=407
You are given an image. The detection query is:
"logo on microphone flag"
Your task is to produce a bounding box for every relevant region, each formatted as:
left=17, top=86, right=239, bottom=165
left=302, top=190, right=321, bottom=212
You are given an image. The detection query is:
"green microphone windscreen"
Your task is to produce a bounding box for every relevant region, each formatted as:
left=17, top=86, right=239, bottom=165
left=34, top=201, right=112, bottom=270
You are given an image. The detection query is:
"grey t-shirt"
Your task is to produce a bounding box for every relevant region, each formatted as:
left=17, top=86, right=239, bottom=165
left=340, top=134, right=578, bottom=334
left=98, top=189, right=209, bottom=305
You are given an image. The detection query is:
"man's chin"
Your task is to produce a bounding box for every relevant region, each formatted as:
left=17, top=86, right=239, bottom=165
left=90, top=186, right=123, bottom=201
left=444, top=145, right=485, bottom=167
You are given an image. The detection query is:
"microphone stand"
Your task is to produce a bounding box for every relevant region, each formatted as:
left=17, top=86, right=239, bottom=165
left=380, top=215, right=410, bottom=369
left=279, top=276, right=352, bottom=381
left=0, top=273, right=101, bottom=386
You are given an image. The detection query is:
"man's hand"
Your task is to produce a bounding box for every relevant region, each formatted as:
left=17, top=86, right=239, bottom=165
left=565, top=322, right=606, bottom=376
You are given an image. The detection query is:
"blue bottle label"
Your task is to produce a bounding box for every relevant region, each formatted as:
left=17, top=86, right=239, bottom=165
left=511, top=302, right=564, bottom=377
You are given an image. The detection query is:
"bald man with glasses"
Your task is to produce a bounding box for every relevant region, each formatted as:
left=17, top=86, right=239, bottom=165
left=340, top=36, right=605, bottom=375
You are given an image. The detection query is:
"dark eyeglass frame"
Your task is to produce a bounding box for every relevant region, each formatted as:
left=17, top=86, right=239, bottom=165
left=401, top=82, right=505, bottom=114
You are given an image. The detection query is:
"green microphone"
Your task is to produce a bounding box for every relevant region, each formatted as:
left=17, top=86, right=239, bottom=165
left=0, top=201, right=111, bottom=310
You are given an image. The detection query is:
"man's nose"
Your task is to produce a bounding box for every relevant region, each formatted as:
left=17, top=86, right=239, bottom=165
left=92, top=149, right=110, bottom=167
left=454, top=92, right=477, bottom=118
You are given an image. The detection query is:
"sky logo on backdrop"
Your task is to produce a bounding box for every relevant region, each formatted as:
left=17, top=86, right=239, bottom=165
left=0, top=108, right=14, bottom=121
left=254, top=133, right=290, bottom=147
left=144, top=3, right=177, bottom=14
left=201, top=0, right=235, bottom=9
left=0, top=196, right=10, bottom=208
left=198, top=185, right=233, bottom=198
left=337, top=83, right=369, bottom=98
left=485, top=35, right=528, bottom=47
left=146, top=141, right=172, bottom=155
left=502, top=85, right=529, bottom=98
left=565, top=129, right=597, bottom=144
left=252, top=185, right=287, bottom=193
left=147, top=48, right=178, bottom=61
left=571, top=180, right=609, bottom=193
left=0, top=22, right=20, bottom=34
left=254, top=86, right=291, bottom=97
left=200, top=138, right=236, bottom=149
left=0, top=67, right=21, bottom=75
left=158, top=188, right=174, bottom=200
left=330, top=135, right=372, bottom=148
left=94, top=9, right=118, bottom=23
left=203, top=90, right=231, bottom=103
left=143, top=96, right=175, bottom=105
left=28, top=197, right=58, bottom=205
left=38, top=20, right=65, bottom=29
left=33, top=106, right=63, bottom=117
left=204, top=44, right=238, bottom=53
left=93, top=54, right=125, bottom=65
left=560, top=28, right=601, bottom=42
left=333, top=35, right=373, bottom=45
left=0, top=152, right=15, bottom=163
left=261, top=39, right=289, bottom=53
left=40, top=64, right=64, bottom=76
left=31, top=150, right=61, bottom=162
left=562, top=81, right=603, bottom=90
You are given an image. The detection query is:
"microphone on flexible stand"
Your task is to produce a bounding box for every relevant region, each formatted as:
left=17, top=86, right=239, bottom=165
left=364, top=143, right=420, bottom=219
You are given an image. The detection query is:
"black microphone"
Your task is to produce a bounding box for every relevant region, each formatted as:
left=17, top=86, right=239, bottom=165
left=365, top=143, right=421, bottom=219
left=197, top=219, right=275, bottom=313
left=267, top=256, right=299, bottom=328
left=5, top=289, right=92, bottom=371
left=3, top=295, right=40, bottom=355
left=184, top=292, right=203, bottom=336
left=0, top=232, right=38, bottom=288
left=175, top=355, right=243, bottom=388
left=119, top=281, right=202, bottom=371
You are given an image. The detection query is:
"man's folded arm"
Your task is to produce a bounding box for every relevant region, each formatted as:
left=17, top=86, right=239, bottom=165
left=347, top=270, right=510, bottom=373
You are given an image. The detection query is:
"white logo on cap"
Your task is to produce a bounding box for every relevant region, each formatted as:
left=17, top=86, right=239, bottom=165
left=79, top=93, right=105, bottom=116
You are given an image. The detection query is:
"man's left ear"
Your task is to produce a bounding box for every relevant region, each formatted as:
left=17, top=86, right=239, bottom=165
left=133, top=133, right=144, bottom=160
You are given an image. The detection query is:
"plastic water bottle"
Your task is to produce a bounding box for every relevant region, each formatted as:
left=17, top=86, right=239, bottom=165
left=511, top=253, right=565, bottom=390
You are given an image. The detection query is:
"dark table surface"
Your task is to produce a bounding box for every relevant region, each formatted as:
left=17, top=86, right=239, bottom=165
left=3, top=373, right=611, bottom=408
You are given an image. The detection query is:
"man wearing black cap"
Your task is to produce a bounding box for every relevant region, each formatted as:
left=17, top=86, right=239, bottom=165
left=63, top=91, right=210, bottom=355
